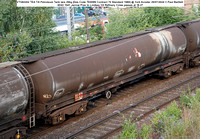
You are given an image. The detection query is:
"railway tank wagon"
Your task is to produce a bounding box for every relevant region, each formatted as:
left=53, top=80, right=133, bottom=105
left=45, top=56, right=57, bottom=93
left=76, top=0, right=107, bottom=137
left=178, top=19, right=200, bottom=67
left=20, top=24, right=187, bottom=125
left=1, top=18, right=200, bottom=138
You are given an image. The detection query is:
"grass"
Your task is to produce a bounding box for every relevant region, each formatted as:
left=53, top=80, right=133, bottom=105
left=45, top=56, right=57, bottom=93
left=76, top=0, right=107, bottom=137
left=119, top=88, right=200, bottom=139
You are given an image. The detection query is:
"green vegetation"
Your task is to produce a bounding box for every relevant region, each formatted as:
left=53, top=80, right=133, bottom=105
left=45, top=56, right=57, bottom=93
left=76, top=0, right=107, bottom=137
left=119, top=89, right=200, bottom=138
left=0, top=0, right=86, bottom=62
left=0, top=0, right=57, bottom=62
left=0, top=0, right=105, bottom=62
left=77, top=18, right=104, bottom=42
left=104, top=7, right=199, bottom=38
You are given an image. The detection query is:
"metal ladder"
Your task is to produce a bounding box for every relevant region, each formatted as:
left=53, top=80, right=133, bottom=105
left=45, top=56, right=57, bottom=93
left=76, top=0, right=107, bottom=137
left=16, top=64, right=35, bottom=128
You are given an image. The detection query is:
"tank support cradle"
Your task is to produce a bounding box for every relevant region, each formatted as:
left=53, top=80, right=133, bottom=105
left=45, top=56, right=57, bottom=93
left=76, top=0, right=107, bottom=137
left=159, top=63, right=184, bottom=78
left=47, top=100, right=88, bottom=125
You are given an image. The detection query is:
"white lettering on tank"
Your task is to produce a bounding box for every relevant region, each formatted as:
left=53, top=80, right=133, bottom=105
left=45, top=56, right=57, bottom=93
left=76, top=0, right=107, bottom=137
left=128, top=66, right=135, bottom=72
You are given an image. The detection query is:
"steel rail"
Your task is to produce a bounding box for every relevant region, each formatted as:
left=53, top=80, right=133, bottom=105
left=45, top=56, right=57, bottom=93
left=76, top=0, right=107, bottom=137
left=101, top=85, right=199, bottom=139
left=65, top=73, right=200, bottom=139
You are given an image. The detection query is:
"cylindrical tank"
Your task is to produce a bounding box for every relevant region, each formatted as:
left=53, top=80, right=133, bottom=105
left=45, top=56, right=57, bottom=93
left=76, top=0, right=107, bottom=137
left=179, top=20, right=200, bottom=52
left=0, top=67, right=29, bottom=120
left=23, top=26, right=186, bottom=104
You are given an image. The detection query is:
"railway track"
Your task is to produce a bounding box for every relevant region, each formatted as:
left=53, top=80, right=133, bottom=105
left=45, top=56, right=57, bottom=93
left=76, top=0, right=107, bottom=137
left=65, top=73, right=200, bottom=139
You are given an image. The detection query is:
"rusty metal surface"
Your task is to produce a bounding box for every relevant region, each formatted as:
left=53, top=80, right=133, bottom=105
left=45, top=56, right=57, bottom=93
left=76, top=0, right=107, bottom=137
left=22, top=26, right=186, bottom=105
left=0, top=67, right=29, bottom=120
left=180, top=20, right=200, bottom=52
left=159, top=27, right=187, bottom=58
